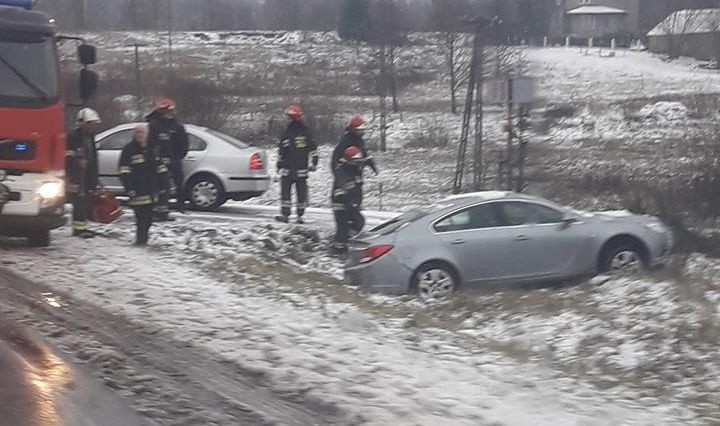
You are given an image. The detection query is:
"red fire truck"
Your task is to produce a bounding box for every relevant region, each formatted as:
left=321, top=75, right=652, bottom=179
left=0, top=0, right=97, bottom=246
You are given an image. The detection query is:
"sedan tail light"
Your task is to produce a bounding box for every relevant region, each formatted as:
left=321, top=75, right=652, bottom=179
left=360, top=245, right=394, bottom=264
left=249, top=153, right=263, bottom=171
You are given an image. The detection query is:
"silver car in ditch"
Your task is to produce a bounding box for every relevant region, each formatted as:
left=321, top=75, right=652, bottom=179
left=95, top=124, right=270, bottom=211
left=345, top=192, right=673, bottom=299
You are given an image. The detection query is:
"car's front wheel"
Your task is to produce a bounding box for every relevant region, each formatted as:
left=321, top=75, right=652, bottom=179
left=599, top=240, right=646, bottom=274
left=27, top=230, right=50, bottom=247
left=412, top=262, right=458, bottom=300
left=187, top=174, right=226, bottom=211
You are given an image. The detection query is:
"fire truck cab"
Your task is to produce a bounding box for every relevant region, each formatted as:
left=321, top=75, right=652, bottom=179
left=0, top=0, right=97, bottom=246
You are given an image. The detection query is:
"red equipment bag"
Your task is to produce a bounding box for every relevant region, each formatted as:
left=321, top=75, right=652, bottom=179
left=89, top=190, right=123, bottom=224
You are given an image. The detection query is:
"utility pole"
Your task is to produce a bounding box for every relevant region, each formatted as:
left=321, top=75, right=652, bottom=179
left=133, top=43, right=147, bottom=116
left=515, top=105, right=530, bottom=192
left=379, top=45, right=388, bottom=152
left=505, top=74, right=514, bottom=191
left=453, top=16, right=492, bottom=194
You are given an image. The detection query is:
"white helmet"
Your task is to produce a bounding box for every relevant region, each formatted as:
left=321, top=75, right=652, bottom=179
left=77, top=107, right=101, bottom=123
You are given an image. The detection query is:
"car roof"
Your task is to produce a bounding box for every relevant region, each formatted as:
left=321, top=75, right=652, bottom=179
left=435, top=191, right=560, bottom=209
left=98, top=122, right=208, bottom=135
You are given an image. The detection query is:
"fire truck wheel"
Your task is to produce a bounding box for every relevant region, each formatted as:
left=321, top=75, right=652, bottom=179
left=27, top=230, right=50, bottom=247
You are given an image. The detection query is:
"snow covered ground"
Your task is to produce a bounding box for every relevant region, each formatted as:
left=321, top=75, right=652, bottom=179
left=5, top=30, right=714, bottom=424
left=528, top=47, right=720, bottom=103
left=2, top=213, right=719, bottom=424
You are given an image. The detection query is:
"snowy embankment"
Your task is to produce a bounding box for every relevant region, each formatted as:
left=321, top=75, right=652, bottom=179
left=3, top=214, right=717, bottom=424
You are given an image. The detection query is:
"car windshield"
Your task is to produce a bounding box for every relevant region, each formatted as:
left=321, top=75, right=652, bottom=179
left=207, top=129, right=249, bottom=149
left=370, top=202, right=454, bottom=234
left=0, top=31, right=58, bottom=108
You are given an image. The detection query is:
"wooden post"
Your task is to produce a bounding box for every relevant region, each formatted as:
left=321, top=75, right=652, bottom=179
left=565, top=36, right=570, bottom=49
left=611, top=38, right=616, bottom=50
left=588, top=37, right=594, bottom=48
left=167, top=0, right=174, bottom=68
left=505, top=75, right=514, bottom=191
left=543, top=36, right=548, bottom=48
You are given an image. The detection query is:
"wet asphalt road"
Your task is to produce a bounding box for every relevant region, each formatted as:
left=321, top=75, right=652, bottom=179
left=0, top=318, right=145, bottom=426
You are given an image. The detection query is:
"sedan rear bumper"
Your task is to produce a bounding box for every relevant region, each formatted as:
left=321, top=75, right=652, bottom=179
left=344, top=254, right=413, bottom=295
left=222, top=175, right=271, bottom=195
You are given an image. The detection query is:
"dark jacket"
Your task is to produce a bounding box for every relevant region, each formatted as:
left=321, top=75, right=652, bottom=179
left=331, top=130, right=377, bottom=176
left=119, top=139, right=157, bottom=206
left=331, top=162, right=363, bottom=210
left=146, top=111, right=189, bottom=164
left=65, top=127, right=99, bottom=193
left=277, top=121, right=318, bottom=178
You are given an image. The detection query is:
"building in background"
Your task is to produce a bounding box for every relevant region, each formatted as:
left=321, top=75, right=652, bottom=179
left=547, top=0, right=640, bottom=44
left=648, top=8, right=720, bottom=60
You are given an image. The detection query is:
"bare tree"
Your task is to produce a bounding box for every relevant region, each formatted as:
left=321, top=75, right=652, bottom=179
left=430, top=0, right=473, bottom=114
left=367, top=0, right=408, bottom=151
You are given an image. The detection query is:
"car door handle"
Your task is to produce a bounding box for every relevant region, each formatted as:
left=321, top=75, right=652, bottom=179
left=451, top=239, right=466, bottom=245
left=514, top=235, right=529, bottom=241
left=185, top=157, right=197, bottom=162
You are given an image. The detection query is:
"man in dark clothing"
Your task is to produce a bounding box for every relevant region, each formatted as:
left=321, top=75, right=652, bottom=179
left=331, top=116, right=378, bottom=209
left=65, top=108, right=101, bottom=238
left=147, top=98, right=189, bottom=220
left=331, top=146, right=366, bottom=255
left=119, top=124, right=157, bottom=246
left=275, top=104, right=318, bottom=224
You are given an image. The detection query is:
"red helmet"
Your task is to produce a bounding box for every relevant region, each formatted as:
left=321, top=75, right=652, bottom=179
left=285, top=104, right=303, bottom=120
left=344, top=146, right=363, bottom=162
left=348, top=116, right=366, bottom=131
left=155, top=97, right=176, bottom=112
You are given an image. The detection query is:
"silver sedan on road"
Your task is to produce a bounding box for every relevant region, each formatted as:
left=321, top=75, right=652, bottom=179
left=95, top=124, right=271, bottom=211
left=345, top=192, right=674, bottom=299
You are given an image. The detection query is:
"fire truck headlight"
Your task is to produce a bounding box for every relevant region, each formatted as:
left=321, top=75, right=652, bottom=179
left=37, top=181, right=64, bottom=201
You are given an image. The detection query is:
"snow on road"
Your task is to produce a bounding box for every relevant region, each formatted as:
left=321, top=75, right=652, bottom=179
left=1, top=215, right=709, bottom=425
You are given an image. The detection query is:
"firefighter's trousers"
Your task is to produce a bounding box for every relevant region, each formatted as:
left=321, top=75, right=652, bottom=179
left=280, top=175, right=308, bottom=218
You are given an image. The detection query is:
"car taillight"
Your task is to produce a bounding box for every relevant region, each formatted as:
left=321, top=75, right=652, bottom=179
left=360, top=245, right=393, bottom=264
left=250, top=153, right=263, bottom=171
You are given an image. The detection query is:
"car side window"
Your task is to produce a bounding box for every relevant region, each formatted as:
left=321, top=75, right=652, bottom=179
left=97, top=130, right=132, bottom=151
left=188, top=134, right=207, bottom=152
left=499, top=202, right=564, bottom=226
left=434, top=204, right=500, bottom=232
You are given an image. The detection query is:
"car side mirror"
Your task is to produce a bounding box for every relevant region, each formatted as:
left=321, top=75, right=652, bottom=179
left=79, top=69, right=99, bottom=102
left=78, top=44, right=97, bottom=65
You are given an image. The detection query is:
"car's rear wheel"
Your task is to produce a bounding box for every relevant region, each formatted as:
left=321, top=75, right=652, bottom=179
left=187, top=174, right=226, bottom=211
left=412, top=262, right=458, bottom=300
left=600, top=240, right=645, bottom=274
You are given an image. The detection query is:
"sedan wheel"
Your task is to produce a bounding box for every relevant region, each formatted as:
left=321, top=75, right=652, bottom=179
left=609, top=250, right=641, bottom=273
left=416, top=267, right=456, bottom=300
left=187, top=175, right=226, bottom=211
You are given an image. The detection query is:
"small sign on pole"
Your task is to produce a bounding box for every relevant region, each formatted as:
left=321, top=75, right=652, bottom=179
left=484, top=77, right=538, bottom=105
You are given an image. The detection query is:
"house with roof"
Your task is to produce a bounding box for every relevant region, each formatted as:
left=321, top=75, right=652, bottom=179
left=648, top=8, right=720, bottom=60
left=547, top=0, right=641, bottom=44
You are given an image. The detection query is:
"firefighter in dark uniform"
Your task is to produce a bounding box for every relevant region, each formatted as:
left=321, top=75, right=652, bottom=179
left=331, top=116, right=378, bottom=208
left=65, top=108, right=101, bottom=238
left=147, top=98, right=189, bottom=221
left=119, top=124, right=157, bottom=246
left=275, top=104, right=318, bottom=224
left=331, top=146, right=366, bottom=255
